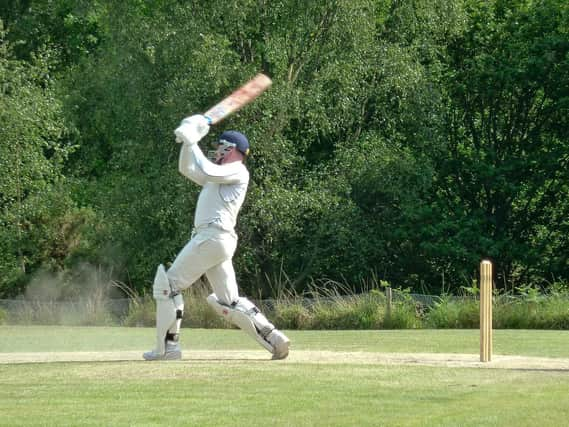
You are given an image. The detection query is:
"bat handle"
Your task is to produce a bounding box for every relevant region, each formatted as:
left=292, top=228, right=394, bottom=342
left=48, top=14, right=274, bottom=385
left=205, top=115, right=213, bottom=125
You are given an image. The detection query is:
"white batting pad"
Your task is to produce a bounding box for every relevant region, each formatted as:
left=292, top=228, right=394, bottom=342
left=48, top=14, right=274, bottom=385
left=152, top=264, right=171, bottom=301
left=152, top=264, right=184, bottom=355
left=207, top=294, right=275, bottom=353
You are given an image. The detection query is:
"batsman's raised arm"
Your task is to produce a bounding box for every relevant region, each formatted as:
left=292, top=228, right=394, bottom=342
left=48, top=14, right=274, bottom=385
left=176, top=115, right=248, bottom=185
left=178, top=143, right=206, bottom=186
left=175, top=115, right=210, bottom=185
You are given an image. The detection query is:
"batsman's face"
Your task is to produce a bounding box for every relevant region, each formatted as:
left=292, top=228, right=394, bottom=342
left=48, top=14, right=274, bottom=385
left=211, top=140, right=236, bottom=164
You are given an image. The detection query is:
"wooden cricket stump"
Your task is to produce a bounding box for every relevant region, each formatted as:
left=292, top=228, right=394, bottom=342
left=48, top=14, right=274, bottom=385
left=480, top=260, right=493, bottom=362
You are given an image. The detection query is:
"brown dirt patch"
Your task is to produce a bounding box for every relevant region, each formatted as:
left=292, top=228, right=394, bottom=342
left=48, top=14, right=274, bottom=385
left=1, top=350, right=568, bottom=371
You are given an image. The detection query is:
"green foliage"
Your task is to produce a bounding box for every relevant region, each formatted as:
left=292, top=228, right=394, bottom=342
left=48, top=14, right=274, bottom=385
left=428, top=0, right=569, bottom=287
left=267, top=281, right=388, bottom=330
left=0, top=24, right=95, bottom=297
left=122, top=282, right=569, bottom=331
left=384, top=288, right=423, bottom=329
left=272, top=301, right=312, bottom=330
left=494, top=283, right=569, bottom=329
left=425, top=283, right=569, bottom=330
left=310, top=297, right=384, bottom=330
left=425, top=296, right=481, bottom=328
left=1, top=0, right=569, bottom=299
left=270, top=283, right=423, bottom=330
left=0, top=0, right=104, bottom=67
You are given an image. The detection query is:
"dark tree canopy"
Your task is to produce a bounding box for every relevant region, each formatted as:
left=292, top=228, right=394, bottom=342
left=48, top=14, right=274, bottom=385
left=1, top=0, right=568, bottom=298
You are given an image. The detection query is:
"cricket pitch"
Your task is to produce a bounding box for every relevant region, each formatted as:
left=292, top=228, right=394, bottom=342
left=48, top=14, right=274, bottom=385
left=1, top=350, right=568, bottom=371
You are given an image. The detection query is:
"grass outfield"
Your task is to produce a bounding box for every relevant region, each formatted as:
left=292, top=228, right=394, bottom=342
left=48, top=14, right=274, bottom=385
left=0, top=327, right=568, bottom=426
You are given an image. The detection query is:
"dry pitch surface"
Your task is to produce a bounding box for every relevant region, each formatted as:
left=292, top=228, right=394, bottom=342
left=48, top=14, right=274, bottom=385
left=1, top=350, right=568, bottom=371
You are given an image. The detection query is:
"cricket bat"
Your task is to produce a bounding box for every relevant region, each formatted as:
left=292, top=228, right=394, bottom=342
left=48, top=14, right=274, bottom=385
left=203, top=73, right=272, bottom=125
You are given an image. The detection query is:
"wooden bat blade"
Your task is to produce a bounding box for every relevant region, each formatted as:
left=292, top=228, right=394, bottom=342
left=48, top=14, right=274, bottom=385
left=203, top=73, right=272, bottom=125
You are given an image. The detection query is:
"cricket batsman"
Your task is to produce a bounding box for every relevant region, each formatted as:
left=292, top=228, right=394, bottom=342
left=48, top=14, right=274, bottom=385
left=143, top=114, right=290, bottom=361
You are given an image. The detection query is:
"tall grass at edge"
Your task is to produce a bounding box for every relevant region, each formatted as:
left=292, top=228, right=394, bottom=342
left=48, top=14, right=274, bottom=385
left=424, top=282, right=569, bottom=329
left=2, top=274, right=567, bottom=330
left=269, top=276, right=421, bottom=330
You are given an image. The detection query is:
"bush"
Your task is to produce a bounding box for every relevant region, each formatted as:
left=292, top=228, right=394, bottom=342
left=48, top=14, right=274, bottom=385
left=272, top=301, right=313, bottom=330
left=424, top=296, right=480, bottom=329
left=494, top=284, right=569, bottom=329
left=307, top=292, right=386, bottom=330
left=541, top=298, right=569, bottom=329
left=383, top=288, right=423, bottom=329
left=269, top=286, right=422, bottom=330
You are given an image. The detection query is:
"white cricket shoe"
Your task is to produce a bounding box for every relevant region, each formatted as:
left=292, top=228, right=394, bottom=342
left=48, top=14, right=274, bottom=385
left=143, top=342, right=182, bottom=361
left=268, top=330, right=290, bottom=360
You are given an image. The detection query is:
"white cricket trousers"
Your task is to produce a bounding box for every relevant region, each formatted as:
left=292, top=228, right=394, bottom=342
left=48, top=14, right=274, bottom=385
left=166, top=228, right=239, bottom=305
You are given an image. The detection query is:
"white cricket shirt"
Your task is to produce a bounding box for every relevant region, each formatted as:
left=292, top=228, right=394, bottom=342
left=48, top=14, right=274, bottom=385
left=178, top=142, right=249, bottom=232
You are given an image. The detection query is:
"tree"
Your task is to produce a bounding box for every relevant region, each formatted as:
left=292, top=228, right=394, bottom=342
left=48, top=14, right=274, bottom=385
left=430, top=0, right=569, bottom=287
left=0, top=23, right=86, bottom=296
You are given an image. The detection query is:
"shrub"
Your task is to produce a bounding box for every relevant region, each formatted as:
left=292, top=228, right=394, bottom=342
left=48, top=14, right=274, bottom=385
left=354, top=291, right=387, bottom=329
left=424, top=296, right=479, bottom=328
left=272, top=301, right=313, bottom=330
left=383, top=288, right=424, bottom=329
left=269, top=284, right=424, bottom=330
left=308, top=294, right=383, bottom=330
left=494, top=283, right=569, bottom=329
left=541, top=298, right=569, bottom=329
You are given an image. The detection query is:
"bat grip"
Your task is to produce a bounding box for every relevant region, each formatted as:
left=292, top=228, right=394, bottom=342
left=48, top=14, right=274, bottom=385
left=205, top=115, right=213, bottom=125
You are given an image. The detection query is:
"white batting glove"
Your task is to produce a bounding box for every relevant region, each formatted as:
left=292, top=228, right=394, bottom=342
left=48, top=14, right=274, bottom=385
left=174, top=114, right=210, bottom=145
